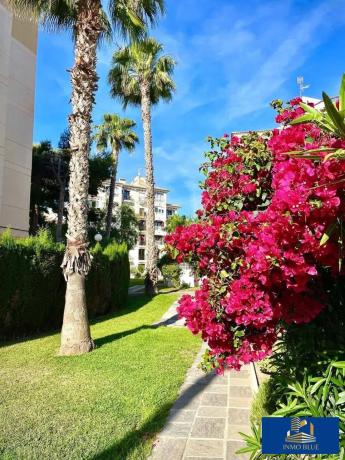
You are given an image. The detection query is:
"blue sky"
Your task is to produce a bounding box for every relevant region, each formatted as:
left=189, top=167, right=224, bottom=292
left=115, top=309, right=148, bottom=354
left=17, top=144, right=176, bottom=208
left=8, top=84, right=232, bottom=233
left=34, top=0, right=345, bottom=215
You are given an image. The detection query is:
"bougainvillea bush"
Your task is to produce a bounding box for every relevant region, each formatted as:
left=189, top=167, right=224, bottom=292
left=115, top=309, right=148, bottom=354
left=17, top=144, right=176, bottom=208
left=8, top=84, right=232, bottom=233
left=166, top=99, right=345, bottom=372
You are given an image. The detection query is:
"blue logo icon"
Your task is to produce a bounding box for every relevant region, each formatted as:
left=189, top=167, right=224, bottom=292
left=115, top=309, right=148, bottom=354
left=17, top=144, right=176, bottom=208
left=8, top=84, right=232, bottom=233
left=262, top=417, right=339, bottom=455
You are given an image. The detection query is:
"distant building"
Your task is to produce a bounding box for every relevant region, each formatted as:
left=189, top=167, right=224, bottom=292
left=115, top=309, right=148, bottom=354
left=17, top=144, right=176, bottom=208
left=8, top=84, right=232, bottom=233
left=231, top=97, right=323, bottom=140
left=0, top=1, right=38, bottom=236
left=90, top=175, right=180, bottom=268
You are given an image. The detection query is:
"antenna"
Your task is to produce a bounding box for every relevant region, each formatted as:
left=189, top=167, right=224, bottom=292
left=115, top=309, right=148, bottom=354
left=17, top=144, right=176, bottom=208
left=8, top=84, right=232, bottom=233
left=297, top=76, right=310, bottom=97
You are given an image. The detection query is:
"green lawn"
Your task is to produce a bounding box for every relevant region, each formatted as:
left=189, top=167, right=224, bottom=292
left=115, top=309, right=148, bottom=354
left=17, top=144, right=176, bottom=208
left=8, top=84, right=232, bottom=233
left=129, top=277, right=145, bottom=287
left=0, top=292, right=200, bottom=460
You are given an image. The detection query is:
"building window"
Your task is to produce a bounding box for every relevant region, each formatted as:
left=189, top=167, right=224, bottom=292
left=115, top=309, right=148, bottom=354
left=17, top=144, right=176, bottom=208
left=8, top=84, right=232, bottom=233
left=139, top=249, right=145, bottom=261
left=155, top=235, right=163, bottom=244
left=123, top=189, right=131, bottom=200
left=154, top=220, right=164, bottom=230
left=139, top=234, right=146, bottom=245
left=139, top=220, right=146, bottom=231
left=155, top=192, right=164, bottom=204
left=139, top=208, right=146, bottom=217
left=167, top=209, right=173, bottom=216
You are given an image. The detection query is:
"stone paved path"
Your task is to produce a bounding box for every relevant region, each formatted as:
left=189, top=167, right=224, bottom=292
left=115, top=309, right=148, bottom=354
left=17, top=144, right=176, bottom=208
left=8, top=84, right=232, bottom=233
left=152, top=298, right=185, bottom=327
left=149, top=301, right=253, bottom=460
left=128, top=284, right=145, bottom=296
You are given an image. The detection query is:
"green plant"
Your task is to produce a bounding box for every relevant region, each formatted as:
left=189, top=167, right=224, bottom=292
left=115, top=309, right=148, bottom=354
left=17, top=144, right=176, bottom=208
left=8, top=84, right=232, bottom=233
left=258, top=356, right=275, bottom=375
left=238, top=361, right=345, bottom=460
left=161, top=263, right=181, bottom=288
left=250, top=380, right=274, bottom=425
left=136, top=264, right=146, bottom=278
left=292, top=74, right=345, bottom=135
left=287, top=74, right=345, bottom=162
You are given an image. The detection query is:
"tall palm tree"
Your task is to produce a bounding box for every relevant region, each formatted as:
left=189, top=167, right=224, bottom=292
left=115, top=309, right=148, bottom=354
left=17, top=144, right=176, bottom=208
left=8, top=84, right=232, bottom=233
left=94, top=114, right=138, bottom=238
left=108, top=38, right=175, bottom=295
left=7, top=0, right=164, bottom=355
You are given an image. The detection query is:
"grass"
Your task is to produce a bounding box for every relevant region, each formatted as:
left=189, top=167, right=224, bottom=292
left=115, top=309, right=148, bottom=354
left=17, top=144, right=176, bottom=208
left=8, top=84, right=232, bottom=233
left=129, top=277, right=144, bottom=287
left=250, top=379, right=275, bottom=424
left=0, top=292, right=200, bottom=460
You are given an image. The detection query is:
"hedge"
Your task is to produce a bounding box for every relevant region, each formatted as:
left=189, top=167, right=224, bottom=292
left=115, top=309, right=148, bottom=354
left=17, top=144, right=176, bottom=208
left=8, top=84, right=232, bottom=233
left=0, top=230, right=129, bottom=340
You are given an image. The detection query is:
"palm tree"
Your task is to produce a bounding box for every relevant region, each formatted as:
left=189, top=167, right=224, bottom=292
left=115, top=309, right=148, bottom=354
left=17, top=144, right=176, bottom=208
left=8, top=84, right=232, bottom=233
left=108, top=37, right=175, bottom=295
left=7, top=0, right=164, bottom=355
left=94, top=114, right=138, bottom=238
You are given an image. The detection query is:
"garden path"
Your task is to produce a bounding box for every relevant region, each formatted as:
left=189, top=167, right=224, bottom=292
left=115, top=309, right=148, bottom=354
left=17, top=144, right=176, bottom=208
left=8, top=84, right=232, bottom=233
left=149, top=299, right=253, bottom=460
left=128, top=284, right=145, bottom=295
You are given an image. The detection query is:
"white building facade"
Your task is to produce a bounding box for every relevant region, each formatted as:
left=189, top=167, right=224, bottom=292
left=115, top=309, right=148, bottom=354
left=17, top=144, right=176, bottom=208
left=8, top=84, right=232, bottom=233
left=91, top=175, right=180, bottom=269
left=0, top=1, right=37, bottom=236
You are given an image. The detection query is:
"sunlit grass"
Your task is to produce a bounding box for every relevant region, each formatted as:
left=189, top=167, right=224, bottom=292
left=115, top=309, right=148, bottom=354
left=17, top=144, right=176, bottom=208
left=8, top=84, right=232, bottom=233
left=0, top=292, right=200, bottom=460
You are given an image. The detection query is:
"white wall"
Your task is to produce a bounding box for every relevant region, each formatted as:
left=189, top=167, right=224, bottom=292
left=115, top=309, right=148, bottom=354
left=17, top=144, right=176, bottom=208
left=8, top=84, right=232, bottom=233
left=0, top=1, right=37, bottom=236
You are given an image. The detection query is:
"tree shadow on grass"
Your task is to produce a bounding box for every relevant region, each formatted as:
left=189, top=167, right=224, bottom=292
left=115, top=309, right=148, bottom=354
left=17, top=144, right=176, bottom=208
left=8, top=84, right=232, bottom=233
left=0, top=294, right=153, bottom=348
left=94, top=314, right=182, bottom=348
left=90, top=372, right=217, bottom=460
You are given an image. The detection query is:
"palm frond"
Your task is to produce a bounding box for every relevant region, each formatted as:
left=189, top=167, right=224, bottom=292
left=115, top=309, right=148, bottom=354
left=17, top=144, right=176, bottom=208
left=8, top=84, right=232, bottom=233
left=109, top=0, right=164, bottom=41
left=7, top=0, right=76, bottom=31
left=109, top=36, right=176, bottom=107
left=93, top=113, right=138, bottom=153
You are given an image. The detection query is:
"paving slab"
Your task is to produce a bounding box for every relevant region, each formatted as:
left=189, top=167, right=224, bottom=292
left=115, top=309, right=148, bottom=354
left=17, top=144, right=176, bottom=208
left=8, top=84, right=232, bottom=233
left=191, top=418, right=226, bottom=439
left=184, top=439, right=224, bottom=458
left=226, top=441, right=247, bottom=460
left=150, top=438, right=186, bottom=460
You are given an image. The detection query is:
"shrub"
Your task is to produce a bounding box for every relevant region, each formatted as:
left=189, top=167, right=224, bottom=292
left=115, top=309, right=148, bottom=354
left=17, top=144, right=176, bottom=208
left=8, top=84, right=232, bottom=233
left=135, top=264, right=145, bottom=278
left=0, top=230, right=130, bottom=340
left=161, top=263, right=181, bottom=288
left=239, top=361, right=345, bottom=459
left=167, top=97, right=345, bottom=371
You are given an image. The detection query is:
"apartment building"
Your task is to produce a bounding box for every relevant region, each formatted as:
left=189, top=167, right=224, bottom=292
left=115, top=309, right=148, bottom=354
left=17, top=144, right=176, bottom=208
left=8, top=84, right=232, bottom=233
left=91, top=175, right=180, bottom=268
left=0, top=1, right=38, bottom=235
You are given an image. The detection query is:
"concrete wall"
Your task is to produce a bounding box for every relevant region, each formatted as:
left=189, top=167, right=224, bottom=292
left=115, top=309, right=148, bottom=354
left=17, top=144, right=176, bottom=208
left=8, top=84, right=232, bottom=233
left=0, top=1, right=37, bottom=236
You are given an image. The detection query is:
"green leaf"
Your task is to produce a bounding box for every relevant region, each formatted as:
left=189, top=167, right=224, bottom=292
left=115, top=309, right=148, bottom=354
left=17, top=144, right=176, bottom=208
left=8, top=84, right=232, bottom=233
left=320, top=220, right=338, bottom=246
left=299, top=102, right=320, bottom=114
left=310, top=378, right=326, bottom=394
left=324, top=149, right=345, bottom=161
left=290, top=113, right=319, bottom=125
left=321, top=381, right=330, bottom=407
left=236, top=446, right=258, bottom=454
left=332, top=361, right=345, bottom=369
left=336, top=395, right=345, bottom=405
left=339, top=74, right=345, bottom=112
left=330, top=377, right=344, bottom=387
left=323, top=91, right=345, bottom=138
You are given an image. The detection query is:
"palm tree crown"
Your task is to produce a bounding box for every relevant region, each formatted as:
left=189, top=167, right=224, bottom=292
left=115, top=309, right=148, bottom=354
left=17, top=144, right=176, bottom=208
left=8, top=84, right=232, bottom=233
left=94, top=114, right=138, bottom=154
left=108, top=37, right=176, bottom=106
left=7, top=0, right=164, bottom=40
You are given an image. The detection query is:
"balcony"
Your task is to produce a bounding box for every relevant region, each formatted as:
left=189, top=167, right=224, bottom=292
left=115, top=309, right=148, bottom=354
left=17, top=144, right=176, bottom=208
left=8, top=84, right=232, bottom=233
left=138, top=235, right=146, bottom=246
left=154, top=227, right=166, bottom=237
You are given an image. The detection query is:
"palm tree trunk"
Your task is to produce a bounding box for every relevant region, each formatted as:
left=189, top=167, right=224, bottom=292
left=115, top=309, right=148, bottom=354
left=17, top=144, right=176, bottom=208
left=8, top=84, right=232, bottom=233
left=141, top=80, right=158, bottom=296
left=60, top=0, right=101, bottom=355
left=105, top=146, right=119, bottom=238
left=56, top=179, right=65, bottom=243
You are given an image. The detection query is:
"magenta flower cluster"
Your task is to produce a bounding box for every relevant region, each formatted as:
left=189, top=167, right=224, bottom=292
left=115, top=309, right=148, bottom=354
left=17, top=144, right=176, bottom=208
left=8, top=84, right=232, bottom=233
left=166, top=99, right=345, bottom=372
